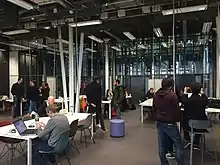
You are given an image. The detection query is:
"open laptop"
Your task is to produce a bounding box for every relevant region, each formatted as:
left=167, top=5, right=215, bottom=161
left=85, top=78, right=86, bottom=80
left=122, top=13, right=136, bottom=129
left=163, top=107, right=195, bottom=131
left=13, top=118, right=38, bottom=136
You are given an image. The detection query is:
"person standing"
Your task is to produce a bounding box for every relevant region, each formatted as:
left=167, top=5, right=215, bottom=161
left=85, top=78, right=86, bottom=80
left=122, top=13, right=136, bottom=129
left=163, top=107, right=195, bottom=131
left=86, top=77, right=107, bottom=132
left=27, top=80, right=40, bottom=114
left=11, top=77, right=24, bottom=118
left=112, top=79, right=125, bottom=119
left=39, top=82, right=50, bottom=104
left=153, top=78, right=183, bottom=165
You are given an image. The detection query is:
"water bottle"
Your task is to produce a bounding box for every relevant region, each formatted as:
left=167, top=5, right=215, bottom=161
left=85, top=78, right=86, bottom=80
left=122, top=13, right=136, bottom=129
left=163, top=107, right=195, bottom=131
left=35, top=113, right=39, bottom=122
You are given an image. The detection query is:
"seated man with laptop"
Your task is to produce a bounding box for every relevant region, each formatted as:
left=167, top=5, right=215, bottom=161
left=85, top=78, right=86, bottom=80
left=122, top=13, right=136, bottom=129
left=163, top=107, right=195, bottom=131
left=33, top=105, right=70, bottom=165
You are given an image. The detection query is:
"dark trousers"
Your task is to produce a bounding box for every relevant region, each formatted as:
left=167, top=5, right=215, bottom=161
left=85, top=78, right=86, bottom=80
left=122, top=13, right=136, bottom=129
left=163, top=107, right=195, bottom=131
left=13, top=96, right=21, bottom=118
left=88, top=103, right=105, bottom=131
left=32, top=139, right=55, bottom=165
left=156, top=121, right=184, bottom=165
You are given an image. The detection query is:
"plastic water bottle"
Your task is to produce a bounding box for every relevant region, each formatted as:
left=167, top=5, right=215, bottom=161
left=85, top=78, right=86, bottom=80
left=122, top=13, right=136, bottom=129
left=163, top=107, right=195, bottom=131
left=35, top=113, right=39, bottom=122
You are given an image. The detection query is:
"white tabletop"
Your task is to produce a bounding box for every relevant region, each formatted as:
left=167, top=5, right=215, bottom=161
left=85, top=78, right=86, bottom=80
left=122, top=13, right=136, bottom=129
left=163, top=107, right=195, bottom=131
left=102, top=100, right=111, bottom=104
left=139, top=99, right=153, bottom=107
left=0, top=113, right=90, bottom=140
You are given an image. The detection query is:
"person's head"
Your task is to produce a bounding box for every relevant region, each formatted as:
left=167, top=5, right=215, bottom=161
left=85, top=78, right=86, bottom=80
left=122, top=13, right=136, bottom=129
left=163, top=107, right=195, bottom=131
left=17, top=77, right=23, bottom=84
left=190, top=82, right=202, bottom=95
left=48, top=96, right=55, bottom=105
left=161, top=78, right=174, bottom=90
left=30, top=80, right=36, bottom=86
left=42, top=81, right=46, bottom=87
left=46, top=105, right=59, bottom=118
left=114, top=79, right=120, bottom=86
left=149, top=88, right=154, bottom=93
left=93, top=77, right=99, bottom=83
left=45, top=83, right=49, bottom=88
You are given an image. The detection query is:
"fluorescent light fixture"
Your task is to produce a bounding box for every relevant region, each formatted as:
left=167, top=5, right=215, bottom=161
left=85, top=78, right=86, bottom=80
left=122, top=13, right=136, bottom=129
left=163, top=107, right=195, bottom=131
left=3, top=29, right=30, bottom=35
left=111, top=46, right=121, bottom=51
left=69, top=20, right=102, bottom=27
left=161, top=42, right=167, bottom=48
left=30, top=42, right=48, bottom=48
left=202, top=22, right=212, bottom=34
left=85, top=48, right=97, bottom=53
left=138, top=44, right=148, bottom=49
left=123, top=32, right=135, bottom=40
left=154, top=28, right=163, bottom=37
left=6, top=0, right=34, bottom=10
left=162, top=5, right=208, bottom=15
left=88, top=35, right=103, bottom=43
left=10, top=44, right=30, bottom=50
left=44, top=26, right=51, bottom=30
left=0, top=49, right=6, bottom=51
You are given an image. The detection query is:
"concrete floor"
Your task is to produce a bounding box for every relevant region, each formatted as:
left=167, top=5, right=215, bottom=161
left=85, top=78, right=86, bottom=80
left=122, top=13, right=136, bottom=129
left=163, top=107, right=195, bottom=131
left=0, top=108, right=219, bottom=165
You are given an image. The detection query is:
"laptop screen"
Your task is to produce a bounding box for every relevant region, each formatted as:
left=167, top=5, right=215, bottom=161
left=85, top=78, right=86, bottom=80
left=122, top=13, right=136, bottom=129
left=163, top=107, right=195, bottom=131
left=13, top=119, right=27, bottom=134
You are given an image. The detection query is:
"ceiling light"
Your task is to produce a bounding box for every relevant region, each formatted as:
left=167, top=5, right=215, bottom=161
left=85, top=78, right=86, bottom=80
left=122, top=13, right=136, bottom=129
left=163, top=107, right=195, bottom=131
left=202, top=22, right=212, bottom=34
left=30, top=42, right=48, bottom=48
left=161, top=42, right=167, bottom=48
left=85, top=48, right=97, bottom=53
left=10, top=44, right=30, bottom=50
left=123, top=32, right=135, bottom=40
left=154, top=28, right=163, bottom=37
left=6, top=0, right=34, bottom=10
left=3, top=29, right=30, bottom=35
left=44, top=26, right=51, bottom=30
left=162, top=5, right=208, bottom=15
left=111, top=46, right=121, bottom=51
left=69, top=20, right=102, bottom=27
left=88, top=35, right=103, bottom=43
left=138, top=44, right=148, bottom=49
left=0, top=49, right=6, bottom=51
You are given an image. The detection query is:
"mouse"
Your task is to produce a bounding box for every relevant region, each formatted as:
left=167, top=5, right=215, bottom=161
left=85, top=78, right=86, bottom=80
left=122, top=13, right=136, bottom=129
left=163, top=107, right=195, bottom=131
left=11, top=129, right=16, bottom=133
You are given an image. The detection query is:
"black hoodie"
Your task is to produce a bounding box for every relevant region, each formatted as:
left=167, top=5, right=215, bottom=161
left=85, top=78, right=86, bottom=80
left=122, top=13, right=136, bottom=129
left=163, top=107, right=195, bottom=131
left=153, top=88, right=181, bottom=123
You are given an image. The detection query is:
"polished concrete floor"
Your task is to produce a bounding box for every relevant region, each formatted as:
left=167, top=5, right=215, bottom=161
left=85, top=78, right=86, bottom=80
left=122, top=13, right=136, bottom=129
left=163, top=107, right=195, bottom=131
left=0, top=108, right=219, bottom=165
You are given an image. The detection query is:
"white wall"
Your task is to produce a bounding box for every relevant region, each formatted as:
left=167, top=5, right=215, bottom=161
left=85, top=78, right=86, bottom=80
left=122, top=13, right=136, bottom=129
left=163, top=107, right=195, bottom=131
left=9, top=51, right=19, bottom=97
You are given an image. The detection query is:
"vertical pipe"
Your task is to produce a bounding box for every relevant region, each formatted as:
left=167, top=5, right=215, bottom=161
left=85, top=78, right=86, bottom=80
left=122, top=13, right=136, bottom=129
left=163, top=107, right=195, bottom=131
left=75, top=11, right=78, bottom=93
left=75, top=33, right=84, bottom=112
left=112, top=49, right=116, bottom=90
left=69, top=26, right=74, bottom=113
left=91, top=40, right=94, bottom=79
left=172, top=0, right=176, bottom=92
left=57, top=26, right=68, bottom=109
left=105, top=40, right=109, bottom=92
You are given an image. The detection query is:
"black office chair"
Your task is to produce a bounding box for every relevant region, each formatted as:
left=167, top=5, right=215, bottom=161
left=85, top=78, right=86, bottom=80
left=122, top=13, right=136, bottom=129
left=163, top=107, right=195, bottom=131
left=69, top=119, right=80, bottom=154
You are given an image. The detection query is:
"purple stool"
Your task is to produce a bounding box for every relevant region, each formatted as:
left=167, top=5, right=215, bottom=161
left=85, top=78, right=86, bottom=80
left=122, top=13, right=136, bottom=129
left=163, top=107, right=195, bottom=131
left=110, top=119, right=125, bottom=137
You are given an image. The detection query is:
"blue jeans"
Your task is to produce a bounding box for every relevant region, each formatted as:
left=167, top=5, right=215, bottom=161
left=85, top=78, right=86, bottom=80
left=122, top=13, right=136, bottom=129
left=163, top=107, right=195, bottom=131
left=113, top=104, right=121, bottom=119
left=156, top=121, right=184, bottom=165
left=29, top=100, right=37, bottom=113
left=32, top=139, right=55, bottom=165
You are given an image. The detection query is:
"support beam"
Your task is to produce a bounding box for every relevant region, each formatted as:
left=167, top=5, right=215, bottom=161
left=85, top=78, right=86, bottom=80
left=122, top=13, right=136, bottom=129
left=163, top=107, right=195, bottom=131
left=57, top=26, right=68, bottom=109
left=69, top=26, right=74, bottom=113
left=104, top=39, right=110, bottom=93
left=216, top=15, right=220, bottom=97
left=75, top=33, right=84, bottom=112
left=91, top=40, right=94, bottom=80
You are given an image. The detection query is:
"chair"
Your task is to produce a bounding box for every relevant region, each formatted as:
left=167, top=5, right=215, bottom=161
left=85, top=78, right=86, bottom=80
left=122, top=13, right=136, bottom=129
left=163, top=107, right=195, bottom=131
left=78, top=114, right=95, bottom=148
left=69, top=119, right=80, bottom=154
left=39, top=129, right=71, bottom=165
left=188, top=120, right=211, bottom=165
left=0, top=120, right=25, bottom=164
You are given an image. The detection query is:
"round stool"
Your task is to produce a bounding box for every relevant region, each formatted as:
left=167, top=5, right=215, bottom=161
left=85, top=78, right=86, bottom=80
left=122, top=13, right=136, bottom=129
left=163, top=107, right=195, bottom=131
left=110, top=119, right=125, bottom=137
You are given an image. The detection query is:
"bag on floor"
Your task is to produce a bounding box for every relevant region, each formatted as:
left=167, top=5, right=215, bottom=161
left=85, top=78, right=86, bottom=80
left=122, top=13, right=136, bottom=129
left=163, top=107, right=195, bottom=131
left=129, top=104, right=136, bottom=110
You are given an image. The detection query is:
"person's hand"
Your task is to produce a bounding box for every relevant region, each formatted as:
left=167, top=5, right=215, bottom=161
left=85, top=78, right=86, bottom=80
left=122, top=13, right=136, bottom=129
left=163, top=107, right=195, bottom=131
left=36, top=122, right=45, bottom=129
left=91, top=103, right=96, bottom=107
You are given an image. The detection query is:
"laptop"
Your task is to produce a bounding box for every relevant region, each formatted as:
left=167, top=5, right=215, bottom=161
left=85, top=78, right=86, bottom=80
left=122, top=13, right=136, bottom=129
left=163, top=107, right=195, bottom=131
left=13, top=118, right=38, bottom=136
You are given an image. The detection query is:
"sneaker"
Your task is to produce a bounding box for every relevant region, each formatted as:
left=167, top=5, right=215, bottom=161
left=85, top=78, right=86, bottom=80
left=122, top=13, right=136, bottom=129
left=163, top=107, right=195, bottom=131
left=166, top=152, right=175, bottom=160
left=101, top=129, right=108, bottom=133
left=96, top=124, right=101, bottom=128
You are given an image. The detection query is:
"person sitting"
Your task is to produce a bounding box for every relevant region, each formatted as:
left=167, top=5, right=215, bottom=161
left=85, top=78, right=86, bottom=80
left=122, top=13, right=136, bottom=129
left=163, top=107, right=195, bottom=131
left=182, top=82, right=208, bottom=147
left=145, top=88, right=154, bottom=99
left=33, top=105, right=69, bottom=165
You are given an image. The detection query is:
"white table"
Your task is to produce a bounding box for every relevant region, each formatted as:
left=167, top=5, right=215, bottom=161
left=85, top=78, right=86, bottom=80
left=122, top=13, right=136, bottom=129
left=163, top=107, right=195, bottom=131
left=0, top=113, right=92, bottom=165
left=102, top=100, right=111, bottom=119
left=139, top=99, right=220, bottom=122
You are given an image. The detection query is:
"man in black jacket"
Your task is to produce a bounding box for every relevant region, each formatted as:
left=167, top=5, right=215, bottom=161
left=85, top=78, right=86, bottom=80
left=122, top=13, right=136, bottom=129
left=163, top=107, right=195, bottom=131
left=86, top=77, right=106, bottom=132
left=153, top=78, right=183, bottom=165
left=11, top=77, right=24, bottom=118
left=27, top=80, right=39, bottom=114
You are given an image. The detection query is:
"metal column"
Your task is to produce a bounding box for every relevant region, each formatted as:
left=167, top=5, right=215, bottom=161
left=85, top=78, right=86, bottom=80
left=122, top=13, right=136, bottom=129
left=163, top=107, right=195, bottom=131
left=57, top=26, right=68, bottom=109
left=104, top=40, right=109, bottom=92
left=69, top=26, right=74, bottom=113
left=91, top=40, right=94, bottom=79
left=216, top=14, right=220, bottom=97
left=75, top=33, right=84, bottom=112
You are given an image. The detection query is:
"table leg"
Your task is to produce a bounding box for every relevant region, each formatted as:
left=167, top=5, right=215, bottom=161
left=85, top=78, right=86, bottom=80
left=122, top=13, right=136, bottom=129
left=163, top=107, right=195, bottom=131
left=20, top=102, right=22, bottom=116
left=91, top=115, right=94, bottom=139
left=141, top=105, right=144, bottom=122
left=27, top=138, right=32, bottom=165
left=109, top=103, right=111, bottom=120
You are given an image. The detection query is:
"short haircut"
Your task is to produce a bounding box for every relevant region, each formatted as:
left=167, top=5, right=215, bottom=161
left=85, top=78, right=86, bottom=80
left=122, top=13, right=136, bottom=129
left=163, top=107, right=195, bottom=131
left=93, top=76, right=98, bottom=82
left=190, top=82, right=202, bottom=94
left=161, top=78, right=173, bottom=89
left=115, top=79, right=120, bottom=84
left=18, top=77, right=22, bottom=81
left=46, top=105, right=59, bottom=114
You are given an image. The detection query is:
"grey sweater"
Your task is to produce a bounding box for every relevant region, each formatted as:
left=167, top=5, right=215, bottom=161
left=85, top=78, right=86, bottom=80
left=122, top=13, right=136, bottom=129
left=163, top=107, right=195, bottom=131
left=37, top=114, right=69, bottom=147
